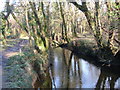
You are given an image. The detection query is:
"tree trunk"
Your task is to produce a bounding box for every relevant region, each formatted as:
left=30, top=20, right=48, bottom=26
left=106, top=2, right=114, bottom=48
left=59, top=2, right=69, bottom=43
left=1, top=17, right=6, bottom=44
left=71, top=1, right=103, bottom=48
left=29, top=1, right=48, bottom=51
left=115, top=1, right=120, bottom=46
left=41, top=2, right=47, bottom=34
left=71, top=21, right=77, bottom=37
left=11, top=12, right=29, bottom=34
left=25, top=8, right=33, bottom=46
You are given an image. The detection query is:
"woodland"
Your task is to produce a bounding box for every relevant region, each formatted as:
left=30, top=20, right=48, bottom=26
left=0, top=0, right=120, bottom=89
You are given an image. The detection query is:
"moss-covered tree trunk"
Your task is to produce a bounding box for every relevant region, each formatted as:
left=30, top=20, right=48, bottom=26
left=29, top=1, right=49, bottom=52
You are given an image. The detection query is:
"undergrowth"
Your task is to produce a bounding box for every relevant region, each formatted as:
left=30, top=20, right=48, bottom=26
left=5, top=54, right=32, bottom=88
left=4, top=47, right=47, bottom=88
left=70, top=40, right=97, bottom=56
left=70, top=39, right=114, bottom=61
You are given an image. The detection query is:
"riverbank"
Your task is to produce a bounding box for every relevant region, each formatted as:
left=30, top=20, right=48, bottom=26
left=1, top=38, right=52, bottom=88
left=59, top=39, right=120, bottom=73
left=1, top=39, right=33, bottom=88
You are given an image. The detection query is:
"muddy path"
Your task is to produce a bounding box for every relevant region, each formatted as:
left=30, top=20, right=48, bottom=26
left=0, top=39, right=29, bottom=88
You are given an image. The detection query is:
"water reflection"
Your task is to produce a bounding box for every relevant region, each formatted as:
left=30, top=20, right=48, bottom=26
left=96, top=67, right=120, bottom=89
left=49, top=48, right=120, bottom=88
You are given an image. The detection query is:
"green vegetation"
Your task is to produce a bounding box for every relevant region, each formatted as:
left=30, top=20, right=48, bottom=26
left=0, top=0, right=120, bottom=89
left=4, top=46, right=48, bottom=88
left=5, top=54, right=32, bottom=88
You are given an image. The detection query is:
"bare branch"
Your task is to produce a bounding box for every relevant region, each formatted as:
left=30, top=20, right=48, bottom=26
left=70, top=2, right=88, bottom=12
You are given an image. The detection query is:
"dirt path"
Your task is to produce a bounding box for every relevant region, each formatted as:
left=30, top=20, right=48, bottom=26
left=0, top=39, right=28, bottom=88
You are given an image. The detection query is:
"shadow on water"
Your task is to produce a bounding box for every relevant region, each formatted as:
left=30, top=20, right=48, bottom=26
left=48, top=47, right=120, bottom=88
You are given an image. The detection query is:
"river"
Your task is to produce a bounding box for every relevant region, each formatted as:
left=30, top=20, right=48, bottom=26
left=48, top=47, right=120, bottom=88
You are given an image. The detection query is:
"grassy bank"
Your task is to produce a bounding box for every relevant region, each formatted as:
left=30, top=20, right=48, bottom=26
left=5, top=54, right=32, bottom=88
left=4, top=46, right=49, bottom=88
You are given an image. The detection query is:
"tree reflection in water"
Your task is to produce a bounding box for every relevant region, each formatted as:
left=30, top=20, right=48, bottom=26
left=96, top=67, right=119, bottom=89
left=49, top=48, right=120, bottom=89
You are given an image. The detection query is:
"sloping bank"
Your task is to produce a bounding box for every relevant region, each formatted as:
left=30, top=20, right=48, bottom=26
left=4, top=46, right=51, bottom=88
